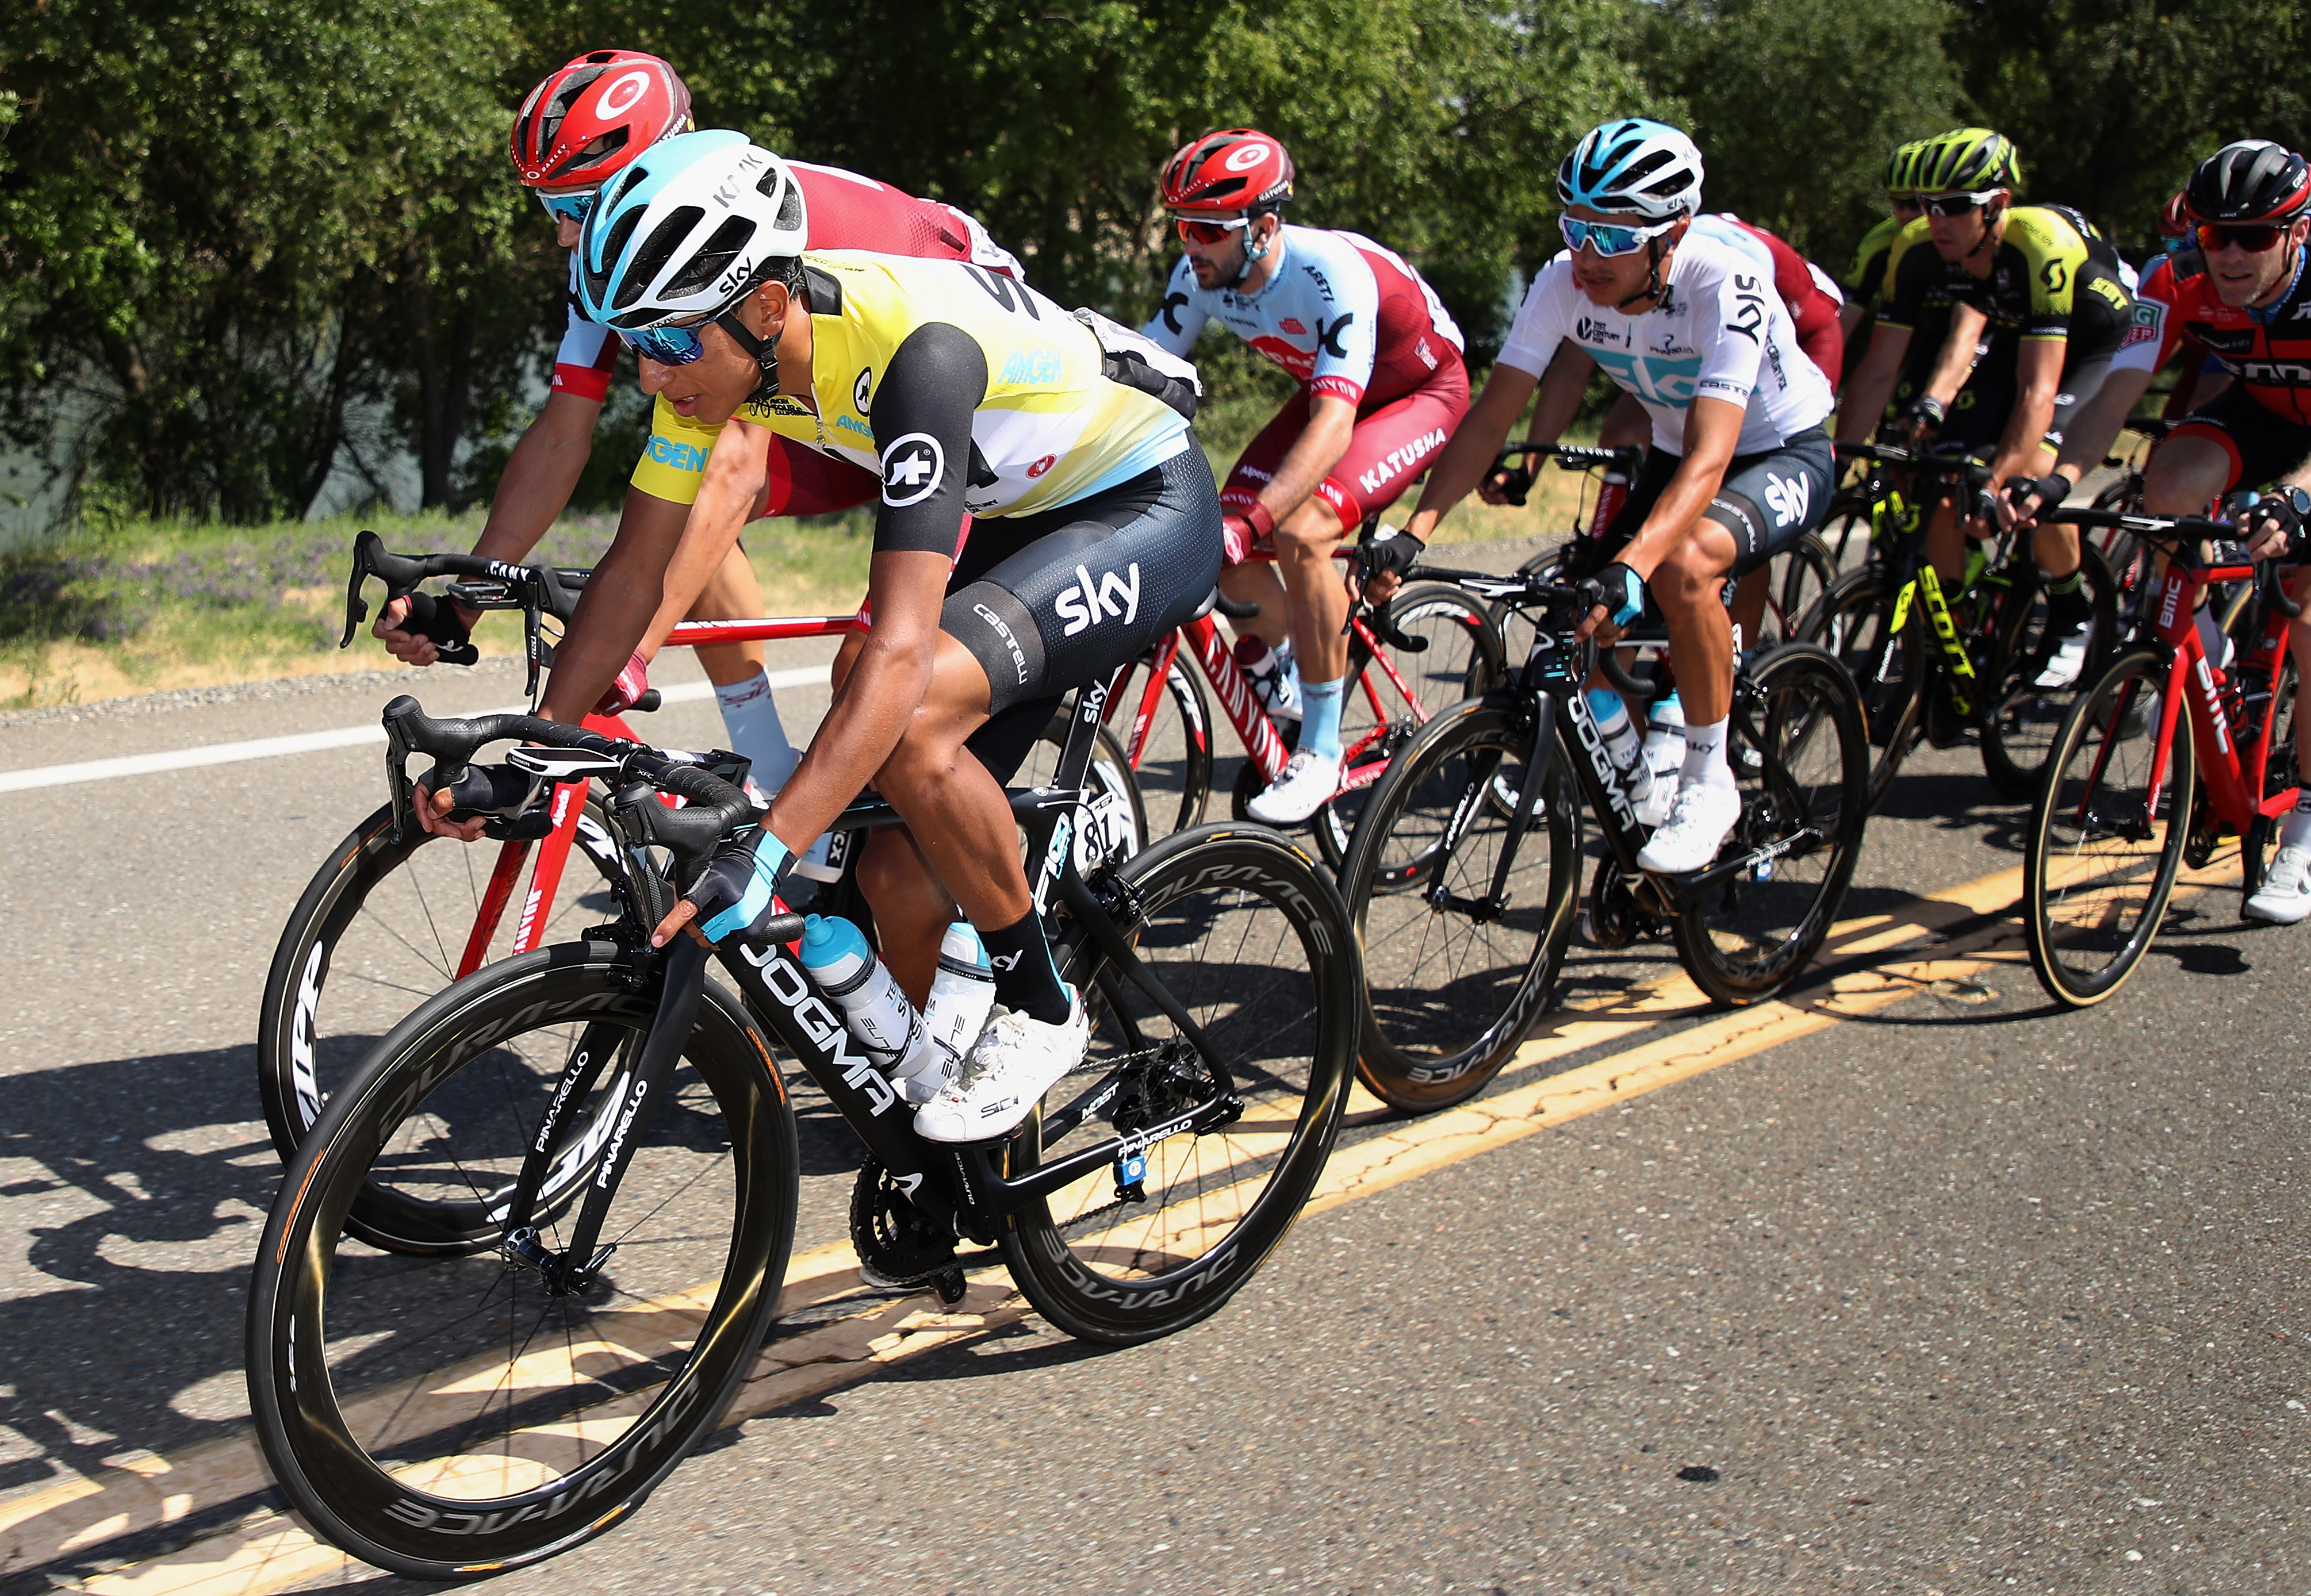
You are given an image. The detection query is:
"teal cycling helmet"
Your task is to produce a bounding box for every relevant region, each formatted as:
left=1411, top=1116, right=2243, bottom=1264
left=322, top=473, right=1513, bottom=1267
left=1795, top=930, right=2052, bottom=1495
left=1557, top=118, right=1705, bottom=221
left=576, top=128, right=808, bottom=332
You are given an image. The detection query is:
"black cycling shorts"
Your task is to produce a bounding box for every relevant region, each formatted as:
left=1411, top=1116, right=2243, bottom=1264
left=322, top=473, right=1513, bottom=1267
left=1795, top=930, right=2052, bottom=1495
left=947, top=440, right=1222, bottom=783
left=1603, top=427, right=1835, bottom=580
left=2168, top=384, right=2311, bottom=495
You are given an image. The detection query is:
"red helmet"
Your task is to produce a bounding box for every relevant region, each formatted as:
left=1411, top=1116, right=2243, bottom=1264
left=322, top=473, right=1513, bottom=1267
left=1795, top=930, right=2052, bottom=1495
left=509, top=50, right=692, bottom=191
left=1159, top=128, right=1296, bottom=214
left=2156, top=189, right=2191, bottom=239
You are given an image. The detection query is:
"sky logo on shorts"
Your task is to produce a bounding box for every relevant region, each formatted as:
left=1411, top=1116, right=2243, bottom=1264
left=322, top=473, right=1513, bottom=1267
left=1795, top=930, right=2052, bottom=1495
left=1763, top=471, right=1811, bottom=528
left=1055, top=562, right=1141, bottom=637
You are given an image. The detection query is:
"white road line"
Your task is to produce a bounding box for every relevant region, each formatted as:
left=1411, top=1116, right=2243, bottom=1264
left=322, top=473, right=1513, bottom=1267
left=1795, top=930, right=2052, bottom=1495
left=0, top=668, right=833, bottom=795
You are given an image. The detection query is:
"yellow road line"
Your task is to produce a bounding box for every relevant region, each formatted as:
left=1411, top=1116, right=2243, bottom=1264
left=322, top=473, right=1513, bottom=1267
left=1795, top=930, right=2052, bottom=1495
left=27, top=854, right=2140, bottom=1595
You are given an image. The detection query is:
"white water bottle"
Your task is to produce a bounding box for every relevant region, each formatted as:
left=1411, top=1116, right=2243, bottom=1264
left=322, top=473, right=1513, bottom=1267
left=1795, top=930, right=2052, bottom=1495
left=1586, top=689, right=1653, bottom=803
left=1643, top=690, right=1687, bottom=784
left=921, top=921, right=998, bottom=1073
left=797, top=915, right=945, bottom=1102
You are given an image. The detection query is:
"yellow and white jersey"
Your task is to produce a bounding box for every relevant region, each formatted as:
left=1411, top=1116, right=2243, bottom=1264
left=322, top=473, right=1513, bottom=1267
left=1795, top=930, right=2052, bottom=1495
left=632, top=251, right=1190, bottom=531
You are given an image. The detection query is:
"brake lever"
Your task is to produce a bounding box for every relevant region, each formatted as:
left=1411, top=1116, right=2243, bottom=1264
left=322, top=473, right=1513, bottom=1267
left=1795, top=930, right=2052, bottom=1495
left=340, top=530, right=382, bottom=650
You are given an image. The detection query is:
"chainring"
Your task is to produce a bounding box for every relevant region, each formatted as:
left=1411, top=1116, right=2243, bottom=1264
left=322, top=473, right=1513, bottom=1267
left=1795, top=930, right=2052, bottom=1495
left=1585, top=854, right=1667, bottom=949
left=849, top=1157, right=958, bottom=1287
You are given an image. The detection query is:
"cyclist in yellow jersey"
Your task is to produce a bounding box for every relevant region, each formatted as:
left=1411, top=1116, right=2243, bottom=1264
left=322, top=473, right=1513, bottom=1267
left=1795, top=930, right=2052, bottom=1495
left=1837, top=139, right=1929, bottom=376
left=413, top=135, right=1216, bottom=1141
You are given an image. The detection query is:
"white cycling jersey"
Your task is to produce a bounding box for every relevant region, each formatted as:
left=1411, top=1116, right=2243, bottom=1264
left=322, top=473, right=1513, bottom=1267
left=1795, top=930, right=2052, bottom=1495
left=1497, top=231, right=1834, bottom=456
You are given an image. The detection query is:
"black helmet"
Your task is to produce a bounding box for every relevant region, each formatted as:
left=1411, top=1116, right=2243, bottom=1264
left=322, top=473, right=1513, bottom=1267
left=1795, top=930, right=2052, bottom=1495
left=2186, top=140, right=2311, bottom=224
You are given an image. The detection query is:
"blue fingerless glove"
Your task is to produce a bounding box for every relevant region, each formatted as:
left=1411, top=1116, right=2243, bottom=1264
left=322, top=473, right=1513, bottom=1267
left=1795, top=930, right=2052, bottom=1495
left=687, top=827, right=796, bottom=944
left=1578, top=561, right=1645, bottom=627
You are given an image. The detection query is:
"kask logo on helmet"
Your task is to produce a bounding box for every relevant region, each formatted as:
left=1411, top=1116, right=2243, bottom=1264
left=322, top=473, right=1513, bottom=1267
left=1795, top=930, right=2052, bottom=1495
left=594, top=70, right=651, bottom=121
left=1225, top=142, right=1273, bottom=172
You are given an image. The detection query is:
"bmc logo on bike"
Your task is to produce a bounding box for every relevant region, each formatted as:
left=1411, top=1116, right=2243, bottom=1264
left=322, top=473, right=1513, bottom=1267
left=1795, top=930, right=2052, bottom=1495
left=1055, top=562, right=1142, bottom=636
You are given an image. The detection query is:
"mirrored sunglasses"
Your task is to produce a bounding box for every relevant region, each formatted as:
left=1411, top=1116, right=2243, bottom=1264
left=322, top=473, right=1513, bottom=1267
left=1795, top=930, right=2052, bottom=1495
left=1922, top=190, right=2002, bottom=218
left=1174, top=214, right=1254, bottom=245
left=2197, top=221, right=2288, bottom=255
left=616, top=320, right=712, bottom=366
left=535, top=187, right=597, bottom=225
left=1558, top=215, right=1677, bottom=258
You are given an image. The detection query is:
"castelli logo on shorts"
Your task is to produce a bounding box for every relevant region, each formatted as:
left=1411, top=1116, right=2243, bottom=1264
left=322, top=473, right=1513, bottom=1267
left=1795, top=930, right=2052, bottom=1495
left=1026, top=454, right=1056, bottom=478
left=1224, top=142, right=1272, bottom=172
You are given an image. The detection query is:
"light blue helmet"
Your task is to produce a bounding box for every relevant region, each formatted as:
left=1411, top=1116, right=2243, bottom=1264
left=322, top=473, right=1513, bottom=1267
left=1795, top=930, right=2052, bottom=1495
left=575, top=128, right=809, bottom=331
left=1557, top=119, right=1705, bottom=221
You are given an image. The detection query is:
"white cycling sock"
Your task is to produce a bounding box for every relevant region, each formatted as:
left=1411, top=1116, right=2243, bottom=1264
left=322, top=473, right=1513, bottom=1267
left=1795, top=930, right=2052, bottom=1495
left=714, top=670, right=799, bottom=793
left=2282, top=793, right=2311, bottom=851
left=1679, top=716, right=1737, bottom=793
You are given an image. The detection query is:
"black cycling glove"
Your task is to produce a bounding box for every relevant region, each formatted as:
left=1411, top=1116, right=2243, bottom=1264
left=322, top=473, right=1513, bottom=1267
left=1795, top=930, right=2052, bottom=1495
left=681, top=827, right=796, bottom=945
left=2005, top=473, right=2074, bottom=515
left=1905, top=396, right=1947, bottom=434
left=2235, top=485, right=2311, bottom=557
left=1489, top=465, right=1534, bottom=507
left=1357, top=525, right=1426, bottom=584
left=1577, top=561, right=1646, bottom=627
left=425, top=762, right=544, bottom=822
left=398, top=590, right=473, bottom=655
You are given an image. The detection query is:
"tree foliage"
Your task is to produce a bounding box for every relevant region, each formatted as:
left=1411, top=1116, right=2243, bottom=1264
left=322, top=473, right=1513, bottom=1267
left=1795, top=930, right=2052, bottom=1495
left=3, top=0, right=2306, bottom=527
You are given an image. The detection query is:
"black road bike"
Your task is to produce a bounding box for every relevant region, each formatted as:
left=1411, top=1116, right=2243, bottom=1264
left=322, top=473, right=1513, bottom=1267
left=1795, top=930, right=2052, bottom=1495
left=246, top=678, right=1356, bottom=1578
left=1336, top=563, right=1869, bottom=1111
left=256, top=536, right=1145, bottom=1251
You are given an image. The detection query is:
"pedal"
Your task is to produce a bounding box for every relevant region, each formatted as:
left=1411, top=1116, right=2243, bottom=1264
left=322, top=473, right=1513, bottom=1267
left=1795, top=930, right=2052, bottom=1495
left=931, top=1267, right=967, bottom=1307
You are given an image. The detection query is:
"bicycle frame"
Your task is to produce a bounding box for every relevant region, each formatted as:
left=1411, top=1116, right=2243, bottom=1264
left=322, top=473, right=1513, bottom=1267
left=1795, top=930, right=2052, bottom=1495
left=2101, top=557, right=2301, bottom=879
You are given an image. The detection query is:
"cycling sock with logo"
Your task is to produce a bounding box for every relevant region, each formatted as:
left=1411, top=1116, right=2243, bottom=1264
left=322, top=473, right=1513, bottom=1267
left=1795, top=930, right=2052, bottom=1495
left=1300, top=675, right=1346, bottom=760
left=714, top=670, right=800, bottom=792
left=2283, top=792, right=2311, bottom=851
left=980, top=911, right=1071, bottom=1026
left=1680, top=716, right=1737, bottom=793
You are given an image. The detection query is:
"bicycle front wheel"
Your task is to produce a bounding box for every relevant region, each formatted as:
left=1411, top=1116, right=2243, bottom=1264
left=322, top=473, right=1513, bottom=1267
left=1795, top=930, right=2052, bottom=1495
left=1341, top=696, right=1578, bottom=1112
left=247, top=943, right=797, bottom=1580
left=257, top=799, right=658, bottom=1251
left=1003, top=824, right=1358, bottom=1344
left=1673, top=643, right=1869, bottom=1006
left=1981, top=544, right=2118, bottom=800
left=2025, top=646, right=2192, bottom=1008
left=1314, top=582, right=1505, bottom=868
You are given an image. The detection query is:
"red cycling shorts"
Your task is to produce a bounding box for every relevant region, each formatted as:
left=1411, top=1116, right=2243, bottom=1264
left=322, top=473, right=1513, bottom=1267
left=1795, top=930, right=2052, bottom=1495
left=1218, top=360, right=1472, bottom=543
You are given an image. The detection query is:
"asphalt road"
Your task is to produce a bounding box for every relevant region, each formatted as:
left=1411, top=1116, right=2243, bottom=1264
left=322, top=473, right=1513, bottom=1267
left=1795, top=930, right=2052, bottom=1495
left=1, top=550, right=2306, bottom=1595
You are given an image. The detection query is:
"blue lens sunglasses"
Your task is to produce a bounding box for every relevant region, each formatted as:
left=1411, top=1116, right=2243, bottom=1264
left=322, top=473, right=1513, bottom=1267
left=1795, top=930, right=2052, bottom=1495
left=535, top=187, right=598, bottom=226
left=1558, top=214, right=1679, bottom=258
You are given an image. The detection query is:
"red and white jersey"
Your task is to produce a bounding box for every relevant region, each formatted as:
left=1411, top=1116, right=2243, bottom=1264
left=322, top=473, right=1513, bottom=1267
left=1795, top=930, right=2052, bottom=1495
left=2110, top=247, right=2311, bottom=424
left=549, top=162, right=1023, bottom=402
left=1140, top=224, right=1465, bottom=410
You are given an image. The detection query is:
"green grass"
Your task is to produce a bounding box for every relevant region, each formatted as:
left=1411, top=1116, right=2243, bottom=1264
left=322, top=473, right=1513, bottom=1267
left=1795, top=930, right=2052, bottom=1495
left=0, top=409, right=1577, bottom=709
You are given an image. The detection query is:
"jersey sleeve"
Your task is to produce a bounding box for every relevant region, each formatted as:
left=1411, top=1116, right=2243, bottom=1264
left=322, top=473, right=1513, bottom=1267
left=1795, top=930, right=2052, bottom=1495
left=1303, top=247, right=1380, bottom=404
left=1140, top=256, right=1208, bottom=356
left=1689, top=267, right=1770, bottom=407
left=628, top=394, right=724, bottom=505
left=1877, top=232, right=1936, bottom=332
left=861, top=321, right=990, bottom=558
left=551, top=253, right=619, bottom=403
left=1493, top=263, right=1572, bottom=378
left=2109, top=256, right=2189, bottom=376
left=2020, top=214, right=2088, bottom=340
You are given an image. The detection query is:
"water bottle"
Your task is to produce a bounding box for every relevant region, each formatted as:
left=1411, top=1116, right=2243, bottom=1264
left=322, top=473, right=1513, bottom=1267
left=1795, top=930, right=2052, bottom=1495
left=796, top=915, right=945, bottom=1103
left=1642, top=690, right=1687, bottom=784
left=1585, top=689, right=1653, bottom=803
left=921, top=920, right=997, bottom=1073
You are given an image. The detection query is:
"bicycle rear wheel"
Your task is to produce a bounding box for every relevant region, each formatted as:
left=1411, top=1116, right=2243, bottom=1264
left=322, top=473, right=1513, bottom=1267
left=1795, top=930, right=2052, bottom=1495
left=1340, top=696, right=1578, bottom=1111
left=1002, top=825, right=1358, bottom=1344
left=1766, top=532, right=1837, bottom=650
left=2025, top=647, right=2193, bottom=1007
left=1803, top=565, right=1923, bottom=811
left=1312, top=582, right=1505, bottom=868
left=1982, top=544, right=2118, bottom=800
left=258, top=799, right=658, bottom=1250
left=1673, top=643, right=1869, bottom=1006
left=246, top=944, right=798, bottom=1579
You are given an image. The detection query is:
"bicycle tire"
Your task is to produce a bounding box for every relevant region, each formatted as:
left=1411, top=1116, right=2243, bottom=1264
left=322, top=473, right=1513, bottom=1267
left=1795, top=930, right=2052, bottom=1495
left=1673, top=642, right=1870, bottom=1007
left=1340, top=695, right=1579, bottom=1111
left=1981, top=543, right=2118, bottom=800
left=1106, top=649, right=1216, bottom=841
left=2025, top=646, right=2193, bottom=1007
left=1309, top=583, right=1506, bottom=869
left=256, top=797, right=659, bottom=1252
left=1001, top=824, right=1358, bottom=1344
left=246, top=943, right=798, bottom=1579
left=1803, top=565, right=1924, bottom=811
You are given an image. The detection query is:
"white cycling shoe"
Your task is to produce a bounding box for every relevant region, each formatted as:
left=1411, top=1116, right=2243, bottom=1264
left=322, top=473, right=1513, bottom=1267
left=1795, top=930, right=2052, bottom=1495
left=1247, top=750, right=1342, bottom=824
left=2034, top=623, right=2092, bottom=690
left=1636, top=777, right=1741, bottom=875
left=913, top=991, right=1089, bottom=1143
left=2245, top=845, right=2311, bottom=925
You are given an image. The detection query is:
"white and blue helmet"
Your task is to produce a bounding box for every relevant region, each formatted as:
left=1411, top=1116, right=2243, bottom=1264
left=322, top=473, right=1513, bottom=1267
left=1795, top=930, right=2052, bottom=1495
left=576, top=129, right=810, bottom=331
left=1557, top=119, right=1705, bottom=221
